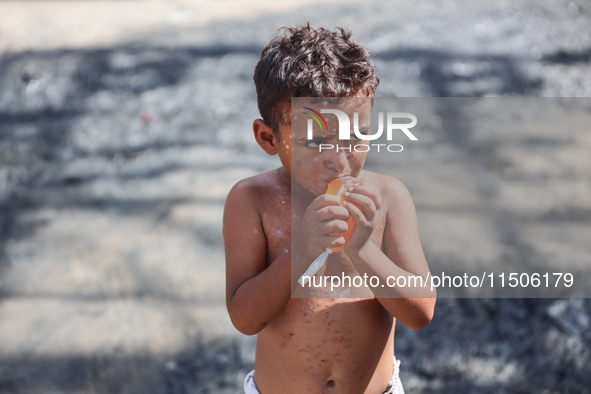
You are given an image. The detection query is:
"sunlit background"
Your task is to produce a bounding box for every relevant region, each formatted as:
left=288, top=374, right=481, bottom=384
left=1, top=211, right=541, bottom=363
left=1, top=0, right=590, bottom=392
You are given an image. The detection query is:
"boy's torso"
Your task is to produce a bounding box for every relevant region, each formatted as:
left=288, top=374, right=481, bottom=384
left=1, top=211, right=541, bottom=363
left=250, top=168, right=396, bottom=394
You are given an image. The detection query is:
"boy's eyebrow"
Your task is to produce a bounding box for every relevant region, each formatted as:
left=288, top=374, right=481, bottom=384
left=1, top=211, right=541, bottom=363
left=297, top=132, right=338, bottom=141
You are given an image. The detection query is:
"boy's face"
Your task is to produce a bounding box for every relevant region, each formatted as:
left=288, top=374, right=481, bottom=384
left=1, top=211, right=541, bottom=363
left=279, top=97, right=372, bottom=196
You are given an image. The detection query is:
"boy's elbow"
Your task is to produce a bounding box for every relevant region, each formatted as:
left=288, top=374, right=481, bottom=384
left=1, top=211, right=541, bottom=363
left=232, top=321, right=263, bottom=336
left=234, top=324, right=260, bottom=336
left=410, top=309, right=434, bottom=330
left=228, top=308, right=266, bottom=336
left=405, top=299, right=436, bottom=330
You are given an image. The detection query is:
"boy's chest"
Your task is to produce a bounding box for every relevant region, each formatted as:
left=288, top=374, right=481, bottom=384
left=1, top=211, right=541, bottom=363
left=261, top=193, right=387, bottom=267
left=260, top=192, right=293, bottom=263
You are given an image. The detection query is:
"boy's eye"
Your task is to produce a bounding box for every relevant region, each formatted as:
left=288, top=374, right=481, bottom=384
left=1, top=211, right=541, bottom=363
left=346, top=133, right=363, bottom=145
left=306, top=140, right=323, bottom=148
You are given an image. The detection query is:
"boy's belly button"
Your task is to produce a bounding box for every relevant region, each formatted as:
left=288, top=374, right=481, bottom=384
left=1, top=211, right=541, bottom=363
left=325, top=377, right=336, bottom=389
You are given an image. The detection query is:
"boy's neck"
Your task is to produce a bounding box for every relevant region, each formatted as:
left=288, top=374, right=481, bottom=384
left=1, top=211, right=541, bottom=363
left=276, top=167, right=291, bottom=188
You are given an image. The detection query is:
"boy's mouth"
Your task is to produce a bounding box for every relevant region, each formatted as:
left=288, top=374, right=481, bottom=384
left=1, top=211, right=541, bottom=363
left=322, top=174, right=352, bottom=182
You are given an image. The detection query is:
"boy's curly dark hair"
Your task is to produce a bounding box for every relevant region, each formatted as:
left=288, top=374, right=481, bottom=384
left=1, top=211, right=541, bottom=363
left=254, top=24, right=379, bottom=134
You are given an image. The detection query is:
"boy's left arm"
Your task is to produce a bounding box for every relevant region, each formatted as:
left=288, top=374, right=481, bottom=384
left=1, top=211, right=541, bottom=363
left=343, top=177, right=436, bottom=330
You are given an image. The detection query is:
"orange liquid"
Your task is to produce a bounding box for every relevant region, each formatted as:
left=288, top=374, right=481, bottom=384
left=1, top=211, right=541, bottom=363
left=326, top=177, right=360, bottom=252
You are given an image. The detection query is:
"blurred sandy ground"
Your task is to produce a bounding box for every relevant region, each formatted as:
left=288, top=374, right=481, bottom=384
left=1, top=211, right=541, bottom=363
left=0, top=1, right=382, bottom=392
left=0, top=0, right=367, bottom=52
left=1, top=0, right=591, bottom=393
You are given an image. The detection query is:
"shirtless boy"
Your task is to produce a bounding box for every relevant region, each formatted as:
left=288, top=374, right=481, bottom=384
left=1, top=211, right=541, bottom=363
left=224, top=25, right=436, bottom=394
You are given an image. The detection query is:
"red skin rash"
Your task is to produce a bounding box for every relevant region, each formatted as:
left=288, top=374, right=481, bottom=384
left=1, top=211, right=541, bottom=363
left=224, top=111, right=435, bottom=393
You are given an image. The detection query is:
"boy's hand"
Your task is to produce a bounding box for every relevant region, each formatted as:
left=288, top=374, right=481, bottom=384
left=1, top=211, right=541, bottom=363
left=342, top=180, right=382, bottom=254
left=296, top=194, right=350, bottom=261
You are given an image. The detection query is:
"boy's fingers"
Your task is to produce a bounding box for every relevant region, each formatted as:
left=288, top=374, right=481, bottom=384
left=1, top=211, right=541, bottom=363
left=329, top=236, right=346, bottom=249
left=326, top=235, right=346, bottom=249
left=343, top=192, right=377, bottom=219
left=343, top=201, right=365, bottom=223
left=309, top=194, right=343, bottom=210
left=324, top=219, right=348, bottom=234
left=317, top=205, right=350, bottom=221
left=350, top=179, right=381, bottom=198
left=347, top=184, right=382, bottom=211
left=308, top=194, right=341, bottom=211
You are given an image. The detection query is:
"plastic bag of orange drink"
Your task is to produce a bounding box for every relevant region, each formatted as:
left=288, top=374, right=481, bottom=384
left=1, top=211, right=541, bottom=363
left=298, top=176, right=360, bottom=286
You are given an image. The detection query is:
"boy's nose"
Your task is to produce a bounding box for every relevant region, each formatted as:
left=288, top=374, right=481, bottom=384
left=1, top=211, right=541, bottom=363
left=325, top=148, right=349, bottom=173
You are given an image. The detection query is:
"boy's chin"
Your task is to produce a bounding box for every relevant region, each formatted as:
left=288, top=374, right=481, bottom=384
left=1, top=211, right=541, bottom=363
left=290, top=179, right=326, bottom=197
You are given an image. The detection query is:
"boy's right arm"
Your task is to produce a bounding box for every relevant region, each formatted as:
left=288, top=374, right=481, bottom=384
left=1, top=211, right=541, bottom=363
left=224, top=178, right=349, bottom=335
left=224, top=179, right=292, bottom=336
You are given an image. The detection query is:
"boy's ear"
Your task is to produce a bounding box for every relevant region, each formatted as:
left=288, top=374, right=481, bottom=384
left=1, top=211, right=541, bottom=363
left=253, top=119, right=279, bottom=155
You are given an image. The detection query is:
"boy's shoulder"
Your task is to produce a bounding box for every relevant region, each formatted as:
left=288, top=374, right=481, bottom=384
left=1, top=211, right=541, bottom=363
left=229, top=168, right=287, bottom=195
left=225, top=168, right=289, bottom=210
left=360, top=170, right=417, bottom=220
left=360, top=170, right=413, bottom=202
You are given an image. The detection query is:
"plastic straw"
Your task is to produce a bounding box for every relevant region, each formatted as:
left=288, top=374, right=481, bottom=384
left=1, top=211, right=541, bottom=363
left=298, top=248, right=333, bottom=286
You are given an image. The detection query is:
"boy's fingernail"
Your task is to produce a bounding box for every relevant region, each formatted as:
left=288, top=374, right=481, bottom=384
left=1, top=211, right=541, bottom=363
left=344, top=192, right=350, bottom=197
left=348, top=187, right=354, bottom=192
